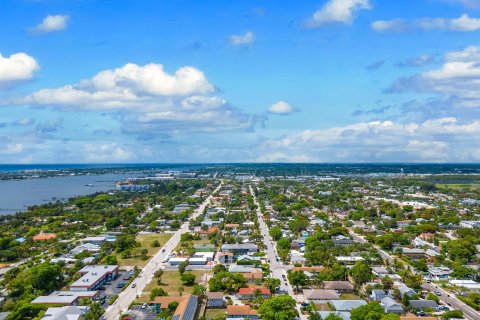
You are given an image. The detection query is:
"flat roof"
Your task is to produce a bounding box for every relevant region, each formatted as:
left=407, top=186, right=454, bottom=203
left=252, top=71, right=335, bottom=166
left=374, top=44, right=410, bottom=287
left=70, top=265, right=117, bottom=289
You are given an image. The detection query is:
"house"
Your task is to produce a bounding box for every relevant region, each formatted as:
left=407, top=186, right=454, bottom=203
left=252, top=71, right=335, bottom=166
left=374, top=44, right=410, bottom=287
left=428, top=266, right=452, bottom=280
left=332, top=235, right=356, bottom=247
left=316, top=311, right=350, bottom=320
left=371, top=290, right=387, bottom=301
left=449, top=279, right=480, bottom=292
left=206, top=292, right=225, bottom=308
left=152, top=294, right=198, bottom=320
left=330, top=300, right=367, bottom=311
left=303, top=289, right=340, bottom=304
left=172, top=294, right=198, bottom=320
left=81, top=236, right=106, bottom=245
left=380, top=297, right=405, bottom=314
left=237, top=286, right=271, bottom=300
left=70, top=243, right=101, bottom=255
left=69, top=265, right=118, bottom=291
left=323, top=281, right=354, bottom=293
left=408, top=300, right=438, bottom=311
left=397, top=221, right=412, bottom=228
left=459, top=220, right=480, bottom=229
left=236, top=255, right=261, bottom=264
left=221, top=244, right=258, bottom=256
left=41, top=306, right=88, bottom=320
left=401, top=248, right=426, bottom=260
left=372, top=266, right=389, bottom=277
left=397, top=284, right=416, bottom=298
left=32, top=291, right=98, bottom=306
left=226, top=305, right=258, bottom=320
left=419, top=233, right=434, bottom=241
left=219, top=252, right=234, bottom=264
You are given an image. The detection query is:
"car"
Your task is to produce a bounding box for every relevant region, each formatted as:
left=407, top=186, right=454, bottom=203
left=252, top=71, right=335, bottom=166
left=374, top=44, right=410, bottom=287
left=99, top=286, right=106, bottom=291
left=437, top=306, right=449, bottom=311
left=435, top=290, right=442, bottom=296
left=131, top=283, right=136, bottom=288
left=141, top=303, right=147, bottom=309
left=162, top=249, right=165, bottom=253
left=116, top=282, right=125, bottom=288
left=124, top=276, right=131, bottom=280
left=416, top=311, right=428, bottom=317
left=426, top=279, right=431, bottom=283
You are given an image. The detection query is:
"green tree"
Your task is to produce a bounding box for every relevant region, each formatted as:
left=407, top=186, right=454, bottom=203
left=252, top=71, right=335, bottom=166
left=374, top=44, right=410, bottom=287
left=178, top=261, right=188, bottom=275
left=258, top=295, right=297, bottom=320
left=181, top=273, right=196, bottom=286
left=264, top=278, right=281, bottom=293
left=150, top=288, right=168, bottom=300
left=350, top=302, right=385, bottom=320
left=350, top=260, right=373, bottom=286
left=269, top=226, right=282, bottom=241
left=288, top=270, right=307, bottom=293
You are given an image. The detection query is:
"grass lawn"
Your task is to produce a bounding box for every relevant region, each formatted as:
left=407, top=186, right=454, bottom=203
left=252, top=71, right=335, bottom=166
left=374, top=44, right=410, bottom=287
left=114, top=233, right=172, bottom=268
left=136, top=270, right=206, bottom=303
left=205, top=308, right=227, bottom=320
left=436, top=183, right=480, bottom=191
left=340, top=293, right=362, bottom=300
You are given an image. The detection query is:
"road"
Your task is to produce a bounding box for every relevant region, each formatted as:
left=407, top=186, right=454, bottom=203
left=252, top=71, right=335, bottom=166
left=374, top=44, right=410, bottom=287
left=102, top=180, right=223, bottom=320
left=349, top=229, right=480, bottom=320
left=249, top=184, right=308, bottom=320
left=423, top=283, right=480, bottom=320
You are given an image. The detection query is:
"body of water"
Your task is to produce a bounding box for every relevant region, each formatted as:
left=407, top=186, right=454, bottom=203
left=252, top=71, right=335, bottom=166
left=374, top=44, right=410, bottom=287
left=0, top=173, right=138, bottom=215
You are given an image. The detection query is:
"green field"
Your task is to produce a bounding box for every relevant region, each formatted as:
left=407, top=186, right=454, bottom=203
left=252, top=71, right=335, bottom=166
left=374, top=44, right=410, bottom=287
left=136, top=270, right=206, bottom=303
left=114, top=233, right=172, bottom=268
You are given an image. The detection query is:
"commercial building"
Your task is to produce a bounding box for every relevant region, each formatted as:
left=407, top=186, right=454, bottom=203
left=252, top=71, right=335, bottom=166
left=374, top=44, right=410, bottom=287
left=69, top=265, right=118, bottom=291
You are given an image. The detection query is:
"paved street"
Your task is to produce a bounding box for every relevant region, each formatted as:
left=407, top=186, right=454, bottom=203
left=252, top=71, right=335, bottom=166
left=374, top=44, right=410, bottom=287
left=423, top=282, right=480, bottom=320
left=102, top=181, right=223, bottom=320
left=249, top=184, right=308, bottom=320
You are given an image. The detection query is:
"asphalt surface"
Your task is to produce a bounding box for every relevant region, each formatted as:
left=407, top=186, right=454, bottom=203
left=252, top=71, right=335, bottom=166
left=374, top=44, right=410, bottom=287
left=423, top=282, right=480, bottom=320
left=102, top=181, right=223, bottom=320
left=249, top=184, right=308, bottom=320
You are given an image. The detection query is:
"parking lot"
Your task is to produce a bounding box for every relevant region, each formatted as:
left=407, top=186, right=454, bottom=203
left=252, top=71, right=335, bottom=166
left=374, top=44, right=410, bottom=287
left=126, top=305, right=156, bottom=320
left=98, top=270, right=134, bottom=308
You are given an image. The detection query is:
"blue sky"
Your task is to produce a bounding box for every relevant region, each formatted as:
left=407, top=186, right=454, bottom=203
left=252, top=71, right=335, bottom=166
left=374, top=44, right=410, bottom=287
left=2, top=0, right=480, bottom=163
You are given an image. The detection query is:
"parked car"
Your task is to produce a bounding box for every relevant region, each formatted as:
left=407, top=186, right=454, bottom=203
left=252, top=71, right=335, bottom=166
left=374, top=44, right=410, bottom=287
left=437, top=306, right=449, bottom=311
left=141, top=303, right=147, bottom=309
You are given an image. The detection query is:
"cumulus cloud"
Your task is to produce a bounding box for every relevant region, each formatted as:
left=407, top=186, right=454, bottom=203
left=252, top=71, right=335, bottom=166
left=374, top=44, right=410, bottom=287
left=389, top=46, right=480, bottom=108
left=229, top=31, right=255, bottom=45
left=268, top=101, right=296, bottom=115
left=372, top=14, right=480, bottom=33
left=0, top=52, right=39, bottom=87
left=304, top=0, right=371, bottom=28
left=30, top=15, right=69, bottom=35
left=18, top=62, right=256, bottom=135
left=259, top=117, right=480, bottom=162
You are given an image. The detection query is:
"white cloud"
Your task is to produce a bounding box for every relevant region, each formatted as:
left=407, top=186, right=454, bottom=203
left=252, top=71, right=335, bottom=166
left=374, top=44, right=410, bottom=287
left=304, top=0, right=371, bottom=28
left=25, top=63, right=215, bottom=109
left=229, top=31, right=255, bottom=45
left=18, top=62, right=257, bottom=134
left=372, top=14, right=480, bottom=33
left=268, top=101, right=295, bottom=115
left=389, top=46, right=480, bottom=108
left=0, top=52, right=39, bottom=86
left=2, top=143, right=24, bottom=155
left=30, top=15, right=69, bottom=34
left=259, top=117, right=480, bottom=162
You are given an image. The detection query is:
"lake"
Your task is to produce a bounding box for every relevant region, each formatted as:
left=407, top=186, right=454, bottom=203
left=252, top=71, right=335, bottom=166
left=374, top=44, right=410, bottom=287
left=0, top=173, right=138, bottom=215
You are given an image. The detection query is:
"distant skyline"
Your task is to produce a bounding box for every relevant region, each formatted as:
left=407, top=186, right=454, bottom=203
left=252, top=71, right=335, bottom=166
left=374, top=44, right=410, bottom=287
left=1, top=0, right=480, bottom=163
